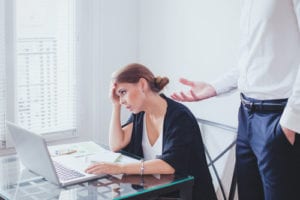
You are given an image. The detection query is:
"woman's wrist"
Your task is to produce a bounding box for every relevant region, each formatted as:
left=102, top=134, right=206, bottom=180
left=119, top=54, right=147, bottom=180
left=112, top=103, right=121, bottom=110
left=140, top=159, right=144, bottom=176
left=119, top=163, right=126, bottom=174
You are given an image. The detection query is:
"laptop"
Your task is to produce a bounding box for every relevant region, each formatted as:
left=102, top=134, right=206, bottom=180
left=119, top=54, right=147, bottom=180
left=6, top=121, right=109, bottom=187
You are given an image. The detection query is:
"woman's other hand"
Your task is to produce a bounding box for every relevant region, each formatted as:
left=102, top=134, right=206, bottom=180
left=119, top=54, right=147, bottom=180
left=109, top=82, right=120, bottom=105
left=85, top=162, right=123, bottom=175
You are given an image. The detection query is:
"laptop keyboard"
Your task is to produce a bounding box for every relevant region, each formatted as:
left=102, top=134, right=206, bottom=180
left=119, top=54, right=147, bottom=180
left=53, top=161, right=85, bottom=181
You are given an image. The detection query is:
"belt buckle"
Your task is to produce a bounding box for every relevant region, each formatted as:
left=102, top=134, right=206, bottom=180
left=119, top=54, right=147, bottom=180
left=245, top=101, right=254, bottom=110
left=241, top=98, right=254, bottom=111
left=248, top=102, right=254, bottom=111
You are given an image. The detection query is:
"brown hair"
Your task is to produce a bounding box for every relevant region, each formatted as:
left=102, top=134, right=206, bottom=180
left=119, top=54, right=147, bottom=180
left=112, top=63, right=169, bottom=93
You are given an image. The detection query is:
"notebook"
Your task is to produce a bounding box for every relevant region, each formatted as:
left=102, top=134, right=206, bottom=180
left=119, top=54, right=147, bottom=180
left=6, top=121, right=120, bottom=187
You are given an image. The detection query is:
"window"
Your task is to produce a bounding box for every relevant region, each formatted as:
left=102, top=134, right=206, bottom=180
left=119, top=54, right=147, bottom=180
left=15, top=0, right=76, bottom=136
left=1, top=0, right=77, bottom=149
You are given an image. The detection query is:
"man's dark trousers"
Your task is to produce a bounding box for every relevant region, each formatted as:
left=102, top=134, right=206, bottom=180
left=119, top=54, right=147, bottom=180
left=236, top=94, right=300, bottom=200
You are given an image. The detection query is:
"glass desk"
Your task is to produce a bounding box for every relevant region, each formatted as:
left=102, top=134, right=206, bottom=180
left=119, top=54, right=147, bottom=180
left=0, top=155, right=194, bottom=200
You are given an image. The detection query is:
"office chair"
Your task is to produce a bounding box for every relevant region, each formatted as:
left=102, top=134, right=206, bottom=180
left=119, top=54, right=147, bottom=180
left=197, top=118, right=237, bottom=200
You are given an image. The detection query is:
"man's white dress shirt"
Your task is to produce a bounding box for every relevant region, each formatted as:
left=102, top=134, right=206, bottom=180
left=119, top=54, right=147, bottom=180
left=212, top=0, right=300, bottom=133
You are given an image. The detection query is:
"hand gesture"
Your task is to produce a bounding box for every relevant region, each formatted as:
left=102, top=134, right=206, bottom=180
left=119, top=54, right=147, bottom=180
left=171, top=78, right=217, bottom=102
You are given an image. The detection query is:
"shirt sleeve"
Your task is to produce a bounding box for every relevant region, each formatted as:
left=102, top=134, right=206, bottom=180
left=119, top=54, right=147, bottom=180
left=210, top=67, right=239, bottom=95
left=280, top=1, right=300, bottom=134
left=121, top=113, right=144, bottom=158
left=158, top=111, right=196, bottom=175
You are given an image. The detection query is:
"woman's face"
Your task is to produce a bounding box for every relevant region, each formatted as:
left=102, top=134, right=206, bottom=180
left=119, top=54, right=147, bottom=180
left=115, top=82, right=145, bottom=113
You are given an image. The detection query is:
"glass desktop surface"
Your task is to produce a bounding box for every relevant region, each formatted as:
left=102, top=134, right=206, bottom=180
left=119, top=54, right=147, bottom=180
left=0, top=155, right=193, bottom=200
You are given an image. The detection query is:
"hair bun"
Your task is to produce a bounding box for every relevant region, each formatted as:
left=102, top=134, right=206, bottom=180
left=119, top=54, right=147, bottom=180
left=154, top=76, right=169, bottom=91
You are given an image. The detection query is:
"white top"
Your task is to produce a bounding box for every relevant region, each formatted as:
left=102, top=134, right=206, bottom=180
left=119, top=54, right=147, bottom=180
left=211, top=0, right=300, bottom=133
left=142, top=115, right=163, bottom=161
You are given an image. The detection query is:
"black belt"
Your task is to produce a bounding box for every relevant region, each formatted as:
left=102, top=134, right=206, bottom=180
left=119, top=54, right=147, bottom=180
left=240, top=93, right=287, bottom=112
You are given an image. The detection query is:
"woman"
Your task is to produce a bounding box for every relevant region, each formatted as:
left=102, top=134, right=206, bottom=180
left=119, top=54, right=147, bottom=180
left=85, top=63, right=216, bottom=200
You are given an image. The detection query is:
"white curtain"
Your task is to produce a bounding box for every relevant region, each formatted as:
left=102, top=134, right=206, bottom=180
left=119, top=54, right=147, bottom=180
left=0, top=0, right=6, bottom=148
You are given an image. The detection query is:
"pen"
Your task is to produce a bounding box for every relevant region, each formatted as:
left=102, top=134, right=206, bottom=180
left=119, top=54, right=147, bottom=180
left=62, top=150, right=77, bottom=155
left=54, top=149, right=77, bottom=156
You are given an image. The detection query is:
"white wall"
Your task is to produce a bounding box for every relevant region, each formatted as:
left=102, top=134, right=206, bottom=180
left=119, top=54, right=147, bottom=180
left=77, top=0, right=139, bottom=144
left=136, top=2, right=240, bottom=198
left=138, top=0, right=241, bottom=127
left=95, top=0, right=140, bottom=143
left=95, top=0, right=241, bottom=146
left=92, top=1, right=241, bottom=198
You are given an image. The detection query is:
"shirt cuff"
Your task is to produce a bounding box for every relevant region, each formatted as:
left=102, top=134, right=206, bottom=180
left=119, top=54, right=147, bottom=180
left=210, top=79, right=228, bottom=95
left=280, top=105, right=300, bottom=134
left=210, top=79, right=236, bottom=96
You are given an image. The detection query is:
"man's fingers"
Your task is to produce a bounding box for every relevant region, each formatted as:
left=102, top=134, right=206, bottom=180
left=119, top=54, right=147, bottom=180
left=170, top=93, right=182, bottom=101
left=179, top=78, right=194, bottom=87
left=190, top=90, right=200, bottom=101
left=171, top=92, right=196, bottom=102
left=179, top=92, right=195, bottom=102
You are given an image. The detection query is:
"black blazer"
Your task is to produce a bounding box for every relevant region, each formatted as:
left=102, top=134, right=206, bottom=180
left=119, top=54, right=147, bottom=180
left=122, top=94, right=217, bottom=200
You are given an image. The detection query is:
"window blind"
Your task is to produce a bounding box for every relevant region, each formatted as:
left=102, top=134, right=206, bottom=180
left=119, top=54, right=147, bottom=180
left=0, top=0, right=6, bottom=148
left=15, top=0, right=76, bottom=135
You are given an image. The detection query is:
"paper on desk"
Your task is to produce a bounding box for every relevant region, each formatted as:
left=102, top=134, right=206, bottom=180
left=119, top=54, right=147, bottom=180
left=87, top=151, right=121, bottom=163
left=48, top=141, right=111, bottom=157
left=49, top=141, right=138, bottom=173
left=53, top=151, right=121, bottom=172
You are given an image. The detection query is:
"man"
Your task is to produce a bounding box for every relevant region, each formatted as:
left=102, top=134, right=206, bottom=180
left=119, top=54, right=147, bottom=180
left=171, top=1, right=300, bottom=200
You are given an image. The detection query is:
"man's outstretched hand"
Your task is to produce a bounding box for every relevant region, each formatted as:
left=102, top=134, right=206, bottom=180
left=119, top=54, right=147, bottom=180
left=171, top=78, right=217, bottom=102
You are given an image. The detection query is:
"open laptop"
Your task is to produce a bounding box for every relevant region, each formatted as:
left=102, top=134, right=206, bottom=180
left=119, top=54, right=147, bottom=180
left=6, top=121, right=107, bottom=187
